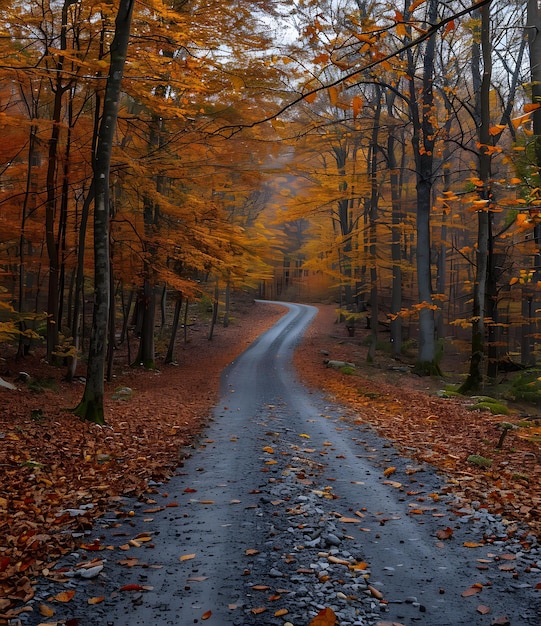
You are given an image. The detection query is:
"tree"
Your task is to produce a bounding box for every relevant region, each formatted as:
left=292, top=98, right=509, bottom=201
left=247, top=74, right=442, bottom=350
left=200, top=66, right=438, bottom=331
left=74, top=0, right=135, bottom=424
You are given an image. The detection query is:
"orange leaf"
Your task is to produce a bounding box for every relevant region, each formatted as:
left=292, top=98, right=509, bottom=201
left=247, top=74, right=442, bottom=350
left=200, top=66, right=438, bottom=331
left=87, top=596, right=105, bottom=605
left=304, top=91, right=318, bottom=104
left=462, top=585, right=482, bottom=597
left=180, top=553, right=196, bottom=561
left=383, top=466, right=396, bottom=476
left=477, top=605, right=491, bottom=614
left=275, top=608, right=288, bottom=616
left=435, top=527, right=454, bottom=540
left=309, top=607, right=337, bottom=625
left=524, top=103, right=541, bottom=112
left=54, top=590, right=76, bottom=602
left=352, top=95, right=363, bottom=119
left=328, top=86, right=339, bottom=106
left=39, top=604, right=55, bottom=617
left=201, top=610, right=212, bottom=620
left=251, top=607, right=267, bottom=614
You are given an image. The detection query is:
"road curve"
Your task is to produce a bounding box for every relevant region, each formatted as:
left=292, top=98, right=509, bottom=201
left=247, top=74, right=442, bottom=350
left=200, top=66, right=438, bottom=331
left=25, top=302, right=540, bottom=625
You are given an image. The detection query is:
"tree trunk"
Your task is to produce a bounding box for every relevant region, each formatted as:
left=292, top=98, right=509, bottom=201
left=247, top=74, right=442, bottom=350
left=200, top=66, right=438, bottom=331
left=208, top=280, right=219, bottom=340
left=407, top=0, right=441, bottom=375
left=133, top=279, right=156, bottom=369
left=387, top=92, right=403, bottom=356
left=165, top=292, right=183, bottom=364
left=74, top=0, right=135, bottom=424
left=460, top=2, right=492, bottom=393
left=367, top=88, right=381, bottom=363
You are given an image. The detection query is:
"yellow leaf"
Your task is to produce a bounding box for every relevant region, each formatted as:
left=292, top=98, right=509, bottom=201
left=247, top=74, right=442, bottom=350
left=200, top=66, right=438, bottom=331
left=39, top=604, right=55, bottom=617
left=383, top=466, right=396, bottom=476
left=299, top=433, right=311, bottom=439
left=180, top=553, right=196, bottom=561
left=464, top=542, right=483, bottom=548
left=262, top=446, right=274, bottom=453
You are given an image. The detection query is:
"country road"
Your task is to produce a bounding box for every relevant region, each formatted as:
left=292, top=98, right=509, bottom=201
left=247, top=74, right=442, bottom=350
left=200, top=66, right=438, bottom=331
left=25, top=303, right=540, bottom=625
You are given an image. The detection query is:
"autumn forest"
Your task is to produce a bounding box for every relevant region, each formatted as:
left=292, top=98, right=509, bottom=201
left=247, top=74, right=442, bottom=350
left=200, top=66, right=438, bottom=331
left=1, top=0, right=540, bottom=421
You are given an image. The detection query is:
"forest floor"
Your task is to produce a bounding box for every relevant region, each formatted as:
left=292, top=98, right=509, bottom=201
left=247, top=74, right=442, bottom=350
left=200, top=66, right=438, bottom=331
left=1, top=296, right=541, bottom=621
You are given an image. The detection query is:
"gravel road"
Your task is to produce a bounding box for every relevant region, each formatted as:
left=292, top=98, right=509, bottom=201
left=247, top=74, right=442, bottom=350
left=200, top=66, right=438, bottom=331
left=23, top=303, right=541, bottom=626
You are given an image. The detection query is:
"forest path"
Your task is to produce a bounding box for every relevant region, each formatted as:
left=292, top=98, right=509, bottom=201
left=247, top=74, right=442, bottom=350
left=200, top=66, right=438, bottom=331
left=25, top=303, right=540, bottom=625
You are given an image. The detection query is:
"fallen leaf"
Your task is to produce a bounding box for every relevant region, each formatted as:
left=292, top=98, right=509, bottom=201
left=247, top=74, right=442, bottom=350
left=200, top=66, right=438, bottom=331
left=477, top=604, right=491, bottom=614
left=87, top=596, right=105, bottom=605
left=39, top=604, right=55, bottom=617
left=251, top=584, right=270, bottom=590
left=120, top=584, right=147, bottom=592
left=309, top=607, right=337, bottom=625
left=245, top=548, right=259, bottom=555
left=54, top=590, right=76, bottom=602
left=180, top=553, right=196, bottom=561
left=461, top=584, right=482, bottom=597
left=275, top=608, right=288, bottom=616
left=201, top=610, right=212, bottom=620
left=368, top=585, right=384, bottom=599
left=464, top=542, right=483, bottom=548
left=299, top=433, right=311, bottom=438
left=251, top=606, right=267, bottom=614
left=383, top=467, right=397, bottom=476
left=187, top=576, right=208, bottom=582
left=435, top=527, right=454, bottom=540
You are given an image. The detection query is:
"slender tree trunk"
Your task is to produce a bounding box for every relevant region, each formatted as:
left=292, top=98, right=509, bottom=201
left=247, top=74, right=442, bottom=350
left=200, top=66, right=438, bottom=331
left=460, top=2, right=492, bottom=393
left=387, top=94, right=403, bottom=356
left=165, top=292, right=183, bottom=364
left=133, top=279, right=156, bottom=369
left=208, top=280, right=219, bottom=340
left=74, top=0, right=135, bottom=424
left=407, top=0, right=441, bottom=374
left=367, top=89, right=382, bottom=363
left=17, top=124, right=38, bottom=357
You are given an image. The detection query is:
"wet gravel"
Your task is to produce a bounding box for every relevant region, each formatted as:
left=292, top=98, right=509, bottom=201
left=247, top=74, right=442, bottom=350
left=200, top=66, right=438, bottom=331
left=14, top=303, right=541, bottom=626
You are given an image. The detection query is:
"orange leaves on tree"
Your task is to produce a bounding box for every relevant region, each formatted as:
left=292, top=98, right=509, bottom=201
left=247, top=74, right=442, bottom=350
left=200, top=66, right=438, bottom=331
left=328, top=86, right=340, bottom=106
left=352, top=95, right=363, bottom=119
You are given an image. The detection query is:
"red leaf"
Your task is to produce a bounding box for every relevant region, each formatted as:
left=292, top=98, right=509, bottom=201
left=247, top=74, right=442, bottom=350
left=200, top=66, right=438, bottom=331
left=120, top=584, right=145, bottom=592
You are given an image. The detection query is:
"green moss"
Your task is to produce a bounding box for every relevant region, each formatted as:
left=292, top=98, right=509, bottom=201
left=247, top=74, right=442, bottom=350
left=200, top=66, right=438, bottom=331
left=468, top=398, right=509, bottom=415
left=467, top=454, right=492, bottom=467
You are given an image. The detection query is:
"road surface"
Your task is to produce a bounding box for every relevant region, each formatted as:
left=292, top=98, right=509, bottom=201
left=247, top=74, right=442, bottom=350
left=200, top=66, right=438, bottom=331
left=25, top=303, right=540, bottom=625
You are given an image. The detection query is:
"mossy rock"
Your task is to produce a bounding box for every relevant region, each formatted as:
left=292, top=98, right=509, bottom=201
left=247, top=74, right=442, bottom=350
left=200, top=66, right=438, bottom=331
left=468, top=399, right=509, bottom=415
left=467, top=454, right=492, bottom=467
